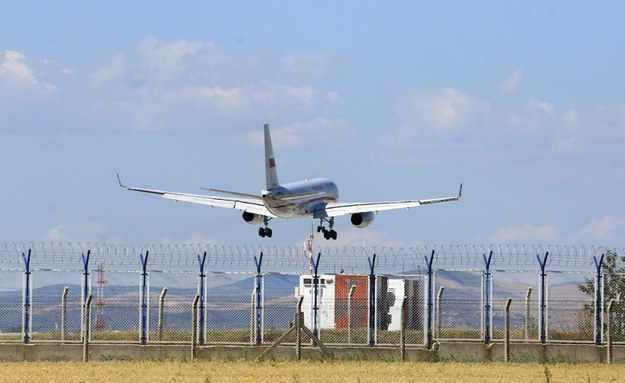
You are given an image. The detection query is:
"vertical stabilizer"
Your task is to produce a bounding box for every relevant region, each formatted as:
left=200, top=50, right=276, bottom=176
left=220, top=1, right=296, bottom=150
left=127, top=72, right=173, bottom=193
left=264, top=123, right=280, bottom=189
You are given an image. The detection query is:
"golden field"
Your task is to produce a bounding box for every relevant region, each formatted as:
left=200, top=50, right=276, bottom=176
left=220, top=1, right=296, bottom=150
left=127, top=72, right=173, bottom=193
left=0, top=360, right=623, bottom=383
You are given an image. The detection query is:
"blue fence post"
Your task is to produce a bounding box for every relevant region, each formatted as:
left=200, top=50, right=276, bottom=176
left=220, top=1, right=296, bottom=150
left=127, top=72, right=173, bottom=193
left=139, top=251, right=149, bottom=345
left=21, top=249, right=32, bottom=344
left=593, top=253, right=605, bottom=345
left=81, top=250, right=91, bottom=307
left=424, top=250, right=435, bottom=349
left=368, top=253, right=377, bottom=346
left=253, top=252, right=263, bottom=345
left=197, top=251, right=207, bottom=345
left=81, top=250, right=91, bottom=341
left=311, top=252, right=321, bottom=338
left=483, top=250, right=493, bottom=344
left=536, top=251, right=549, bottom=344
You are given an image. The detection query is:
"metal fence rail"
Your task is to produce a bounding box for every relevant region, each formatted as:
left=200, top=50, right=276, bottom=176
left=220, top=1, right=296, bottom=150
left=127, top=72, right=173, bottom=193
left=0, top=242, right=623, bottom=347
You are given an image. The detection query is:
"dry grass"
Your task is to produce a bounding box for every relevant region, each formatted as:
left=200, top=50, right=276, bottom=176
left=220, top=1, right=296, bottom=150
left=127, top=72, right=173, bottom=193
left=0, top=360, right=623, bottom=383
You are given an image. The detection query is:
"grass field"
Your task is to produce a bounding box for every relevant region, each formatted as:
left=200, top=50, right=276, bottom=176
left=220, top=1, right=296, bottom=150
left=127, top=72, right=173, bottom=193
left=0, top=360, right=623, bottom=383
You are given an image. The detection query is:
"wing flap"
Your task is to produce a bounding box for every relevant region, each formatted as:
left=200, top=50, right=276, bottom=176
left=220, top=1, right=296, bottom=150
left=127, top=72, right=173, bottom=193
left=325, top=184, right=462, bottom=217
left=202, top=188, right=262, bottom=199
left=118, top=174, right=275, bottom=217
left=325, top=201, right=421, bottom=217
left=162, top=193, right=275, bottom=217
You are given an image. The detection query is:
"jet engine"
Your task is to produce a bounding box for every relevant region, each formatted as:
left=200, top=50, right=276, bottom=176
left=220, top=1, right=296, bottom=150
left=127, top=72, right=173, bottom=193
left=350, top=211, right=375, bottom=228
left=242, top=211, right=265, bottom=225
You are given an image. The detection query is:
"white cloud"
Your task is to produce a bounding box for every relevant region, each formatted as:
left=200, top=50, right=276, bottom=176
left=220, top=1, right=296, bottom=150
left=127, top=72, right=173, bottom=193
left=489, top=224, right=557, bottom=243
left=498, top=69, right=522, bottom=96
left=46, top=225, right=64, bottom=241
left=562, top=110, right=581, bottom=126
left=137, top=37, right=229, bottom=84
left=394, top=87, right=486, bottom=139
left=1, top=50, right=36, bottom=84
left=46, top=222, right=121, bottom=243
left=0, top=40, right=343, bottom=138
left=578, top=216, right=625, bottom=239
left=90, top=54, right=126, bottom=83
left=379, top=87, right=625, bottom=180
left=238, top=118, right=352, bottom=148
left=82, top=38, right=340, bottom=132
left=527, top=98, right=554, bottom=114
left=125, top=83, right=332, bottom=132
left=0, top=50, right=57, bottom=94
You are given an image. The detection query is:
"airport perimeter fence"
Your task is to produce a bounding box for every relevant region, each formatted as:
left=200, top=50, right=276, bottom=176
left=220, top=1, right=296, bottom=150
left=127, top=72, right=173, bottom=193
left=0, top=242, right=623, bottom=348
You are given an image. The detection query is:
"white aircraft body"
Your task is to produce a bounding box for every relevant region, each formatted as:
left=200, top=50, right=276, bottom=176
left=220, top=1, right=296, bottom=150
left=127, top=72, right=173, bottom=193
left=118, top=123, right=462, bottom=240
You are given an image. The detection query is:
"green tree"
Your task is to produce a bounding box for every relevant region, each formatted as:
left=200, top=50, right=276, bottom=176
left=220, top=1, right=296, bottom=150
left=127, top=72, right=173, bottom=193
left=578, top=249, right=625, bottom=341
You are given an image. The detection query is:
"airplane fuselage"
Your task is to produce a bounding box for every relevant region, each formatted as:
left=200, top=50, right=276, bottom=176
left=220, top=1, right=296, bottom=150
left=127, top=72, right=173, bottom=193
left=261, top=178, right=338, bottom=218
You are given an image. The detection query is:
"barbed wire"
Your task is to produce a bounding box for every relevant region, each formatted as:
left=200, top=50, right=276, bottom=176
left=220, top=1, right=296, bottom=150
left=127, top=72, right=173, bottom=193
left=0, top=242, right=620, bottom=274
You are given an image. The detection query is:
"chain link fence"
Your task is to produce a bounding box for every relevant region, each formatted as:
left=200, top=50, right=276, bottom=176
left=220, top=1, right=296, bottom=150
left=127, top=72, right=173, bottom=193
left=0, top=242, right=623, bottom=347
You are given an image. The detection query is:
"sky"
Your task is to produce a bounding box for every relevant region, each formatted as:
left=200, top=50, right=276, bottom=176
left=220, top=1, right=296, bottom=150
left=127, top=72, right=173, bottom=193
left=0, top=1, right=624, bottom=250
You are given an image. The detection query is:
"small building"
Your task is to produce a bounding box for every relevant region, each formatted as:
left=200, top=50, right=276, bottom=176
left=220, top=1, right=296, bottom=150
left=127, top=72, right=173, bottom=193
left=296, top=274, right=421, bottom=331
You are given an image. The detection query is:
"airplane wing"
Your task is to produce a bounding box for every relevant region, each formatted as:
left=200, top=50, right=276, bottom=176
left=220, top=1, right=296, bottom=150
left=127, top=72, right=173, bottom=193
left=324, top=184, right=462, bottom=217
left=117, top=174, right=276, bottom=218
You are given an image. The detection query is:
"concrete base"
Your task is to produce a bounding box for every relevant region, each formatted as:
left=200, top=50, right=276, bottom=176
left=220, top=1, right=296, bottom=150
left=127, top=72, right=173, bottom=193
left=0, top=342, right=623, bottom=363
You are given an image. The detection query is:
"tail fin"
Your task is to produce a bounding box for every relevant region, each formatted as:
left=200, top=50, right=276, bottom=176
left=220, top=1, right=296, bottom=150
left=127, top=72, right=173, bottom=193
left=264, top=123, right=280, bottom=189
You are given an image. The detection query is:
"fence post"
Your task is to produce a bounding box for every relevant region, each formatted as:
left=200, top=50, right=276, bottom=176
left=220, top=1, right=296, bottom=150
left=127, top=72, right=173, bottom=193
left=311, top=252, right=321, bottom=340
left=593, top=253, right=605, bottom=345
left=197, top=251, right=207, bottom=345
left=536, top=252, right=549, bottom=344
left=21, top=249, right=32, bottom=344
left=606, top=299, right=615, bottom=364
left=368, top=253, right=377, bottom=346
left=139, top=251, right=149, bottom=345
left=525, top=287, right=532, bottom=341
left=400, top=295, right=407, bottom=361
left=80, top=250, right=91, bottom=341
left=250, top=287, right=257, bottom=345
left=296, top=296, right=303, bottom=360
left=191, top=294, right=199, bottom=360
left=61, top=286, right=69, bottom=342
left=424, top=250, right=435, bottom=349
left=158, top=287, right=167, bottom=341
left=504, top=298, right=512, bottom=362
left=483, top=250, right=493, bottom=344
left=83, top=294, right=92, bottom=362
left=254, top=252, right=263, bottom=345
left=436, top=286, right=444, bottom=339
left=347, top=284, right=356, bottom=345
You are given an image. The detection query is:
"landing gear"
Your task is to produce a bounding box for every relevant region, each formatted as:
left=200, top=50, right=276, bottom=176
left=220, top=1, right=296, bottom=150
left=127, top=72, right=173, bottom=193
left=258, top=217, right=273, bottom=238
left=317, top=217, right=337, bottom=240
left=258, top=227, right=272, bottom=238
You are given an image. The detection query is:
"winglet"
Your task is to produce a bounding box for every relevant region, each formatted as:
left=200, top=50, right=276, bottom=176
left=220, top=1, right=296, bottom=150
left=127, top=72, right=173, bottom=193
left=117, top=173, right=127, bottom=189
left=458, top=183, right=463, bottom=199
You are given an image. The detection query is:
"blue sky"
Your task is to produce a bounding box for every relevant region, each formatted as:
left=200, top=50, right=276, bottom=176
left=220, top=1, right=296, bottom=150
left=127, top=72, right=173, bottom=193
left=1, top=1, right=624, bottom=249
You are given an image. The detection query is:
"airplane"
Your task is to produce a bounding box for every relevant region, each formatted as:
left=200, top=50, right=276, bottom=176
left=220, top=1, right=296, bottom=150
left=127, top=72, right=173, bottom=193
left=118, top=123, right=462, bottom=240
